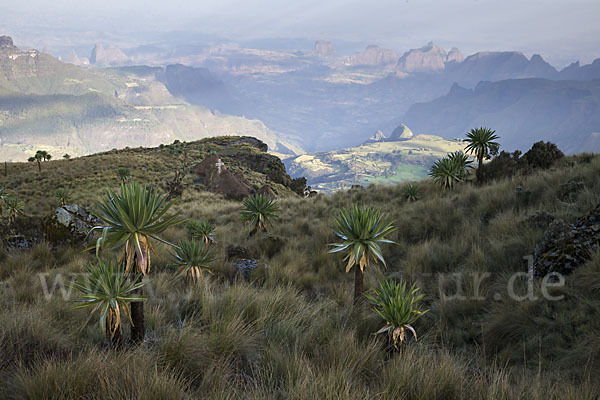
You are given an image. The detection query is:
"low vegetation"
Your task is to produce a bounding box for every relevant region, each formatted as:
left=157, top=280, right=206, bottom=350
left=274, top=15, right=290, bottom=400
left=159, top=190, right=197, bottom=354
left=0, top=134, right=599, bottom=398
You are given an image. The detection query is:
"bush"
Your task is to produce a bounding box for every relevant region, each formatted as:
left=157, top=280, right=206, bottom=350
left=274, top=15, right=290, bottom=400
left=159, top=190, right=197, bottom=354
left=524, top=140, right=565, bottom=169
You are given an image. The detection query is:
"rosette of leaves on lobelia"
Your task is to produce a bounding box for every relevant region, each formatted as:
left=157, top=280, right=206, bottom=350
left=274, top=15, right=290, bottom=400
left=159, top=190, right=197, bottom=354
left=240, top=193, right=280, bottom=236
left=365, top=279, right=428, bottom=350
left=90, top=182, right=185, bottom=342
left=186, top=220, right=216, bottom=245
left=329, top=205, right=396, bottom=305
left=172, top=239, right=215, bottom=284
left=429, top=151, right=473, bottom=190
left=402, top=184, right=421, bottom=202
left=464, top=127, right=500, bottom=184
left=70, top=258, right=148, bottom=346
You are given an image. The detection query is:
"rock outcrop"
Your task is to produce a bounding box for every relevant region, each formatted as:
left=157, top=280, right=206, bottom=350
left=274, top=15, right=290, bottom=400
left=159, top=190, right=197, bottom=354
left=192, top=154, right=256, bottom=200
left=388, top=124, right=414, bottom=141
left=90, top=44, right=130, bottom=66
left=533, top=205, right=600, bottom=278
left=364, top=130, right=387, bottom=144
left=344, top=45, right=398, bottom=67
left=42, top=204, right=100, bottom=244
left=313, top=40, right=336, bottom=58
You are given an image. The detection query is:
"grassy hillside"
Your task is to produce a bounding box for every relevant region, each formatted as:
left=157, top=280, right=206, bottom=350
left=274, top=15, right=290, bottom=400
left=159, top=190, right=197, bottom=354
left=286, top=134, right=465, bottom=192
left=0, top=136, right=297, bottom=216
left=0, top=141, right=599, bottom=398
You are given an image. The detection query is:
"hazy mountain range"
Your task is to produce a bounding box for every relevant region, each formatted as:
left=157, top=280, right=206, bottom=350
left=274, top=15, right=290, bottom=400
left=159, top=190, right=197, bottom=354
left=82, top=39, right=597, bottom=154
left=2, top=33, right=600, bottom=182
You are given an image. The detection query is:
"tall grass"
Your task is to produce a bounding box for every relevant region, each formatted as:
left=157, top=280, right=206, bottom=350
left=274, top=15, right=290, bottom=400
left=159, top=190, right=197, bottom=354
left=0, top=153, right=599, bottom=398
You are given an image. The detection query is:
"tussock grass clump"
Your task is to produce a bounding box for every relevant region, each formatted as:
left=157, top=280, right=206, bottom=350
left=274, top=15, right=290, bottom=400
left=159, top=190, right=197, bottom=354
left=1, top=152, right=600, bottom=398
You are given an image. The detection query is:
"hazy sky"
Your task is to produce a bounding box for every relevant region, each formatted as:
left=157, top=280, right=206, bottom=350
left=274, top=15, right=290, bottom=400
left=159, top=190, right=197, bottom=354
left=2, top=0, right=599, bottom=66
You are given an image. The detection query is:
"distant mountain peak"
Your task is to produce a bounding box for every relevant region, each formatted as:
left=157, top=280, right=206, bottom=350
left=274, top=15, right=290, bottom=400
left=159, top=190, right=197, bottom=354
left=90, top=43, right=130, bottom=66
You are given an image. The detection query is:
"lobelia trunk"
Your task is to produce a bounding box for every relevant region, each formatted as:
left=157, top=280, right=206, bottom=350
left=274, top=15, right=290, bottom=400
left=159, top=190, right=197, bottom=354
left=476, top=155, right=483, bottom=184
left=353, top=267, right=364, bottom=305
left=130, top=286, right=145, bottom=343
left=130, top=240, right=149, bottom=344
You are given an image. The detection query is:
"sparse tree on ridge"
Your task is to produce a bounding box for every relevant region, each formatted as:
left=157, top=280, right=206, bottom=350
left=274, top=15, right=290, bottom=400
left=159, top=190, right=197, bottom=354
left=28, top=150, right=46, bottom=172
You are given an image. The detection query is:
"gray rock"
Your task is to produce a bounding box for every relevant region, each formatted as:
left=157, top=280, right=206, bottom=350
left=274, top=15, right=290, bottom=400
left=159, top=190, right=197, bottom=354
left=234, top=259, right=259, bottom=280
left=42, top=204, right=101, bottom=244
left=533, top=206, right=600, bottom=278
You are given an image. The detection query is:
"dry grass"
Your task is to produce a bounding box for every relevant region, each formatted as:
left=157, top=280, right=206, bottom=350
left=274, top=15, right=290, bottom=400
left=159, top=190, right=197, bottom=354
left=0, top=150, right=599, bottom=398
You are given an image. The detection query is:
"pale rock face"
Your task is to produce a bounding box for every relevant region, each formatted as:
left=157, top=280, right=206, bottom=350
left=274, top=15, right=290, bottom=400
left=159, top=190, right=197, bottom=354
left=396, top=42, right=447, bottom=73
left=388, top=124, right=414, bottom=140
left=313, top=40, right=336, bottom=58
left=344, top=45, right=398, bottom=67
left=364, top=130, right=387, bottom=144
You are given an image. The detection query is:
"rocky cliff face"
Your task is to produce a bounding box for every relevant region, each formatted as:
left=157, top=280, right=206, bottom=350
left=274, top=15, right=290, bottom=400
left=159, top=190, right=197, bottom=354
left=312, top=40, right=336, bottom=58
left=90, top=44, right=130, bottom=66
left=396, top=42, right=448, bottom=73
left=344, top=45, right=398, bottom=67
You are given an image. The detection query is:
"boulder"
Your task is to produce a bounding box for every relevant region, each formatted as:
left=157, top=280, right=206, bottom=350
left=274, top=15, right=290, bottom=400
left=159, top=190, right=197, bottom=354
left=42, top=204, right=101, bottom=244
left=233, top=259, right=260, bottom=280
